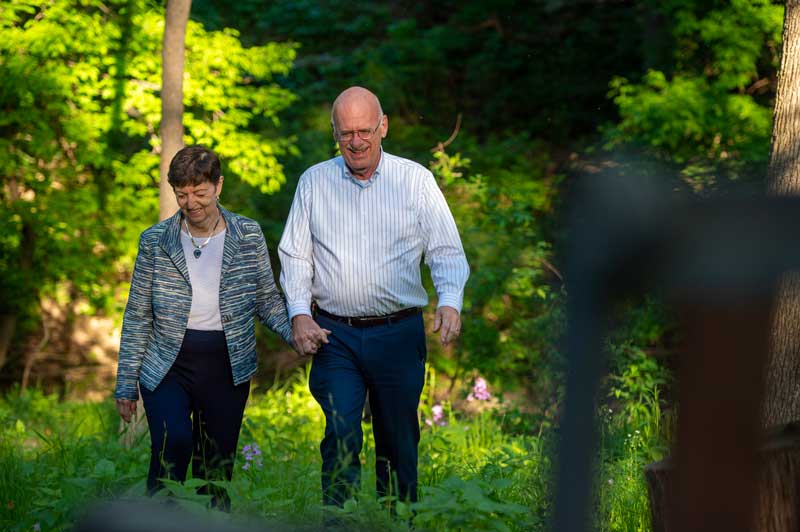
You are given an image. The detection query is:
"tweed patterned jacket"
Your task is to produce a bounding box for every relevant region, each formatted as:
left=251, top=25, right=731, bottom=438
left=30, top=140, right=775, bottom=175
left=113, top=206, right=293, bottom=400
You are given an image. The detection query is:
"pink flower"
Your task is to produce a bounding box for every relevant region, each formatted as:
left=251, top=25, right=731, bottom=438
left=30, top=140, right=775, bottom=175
left=426, top=404, right=447, bottom=427
left=467, top=377, right=491, bottom=401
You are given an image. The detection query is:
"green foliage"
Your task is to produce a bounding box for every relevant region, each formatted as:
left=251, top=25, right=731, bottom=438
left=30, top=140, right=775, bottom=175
left=606, top=0, right=782, bottom=172
left=595, top=343, right=669, bottom=532
left=0, top=0, right=297, bottom=369
left=413, top=476, right=530, bottom=532
left=0, top=374, right=670, bottom=531
left=608, top=71, right=772, bottom=164
left=428, top=148, right=565, bottom=404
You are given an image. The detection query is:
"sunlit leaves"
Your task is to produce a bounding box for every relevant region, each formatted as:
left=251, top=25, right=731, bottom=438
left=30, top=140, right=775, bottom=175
left=607, top=0, right=782, bottom=168
left=608, top=71, right=772, bottom=164
left=0, top=0, right=297, bottom=330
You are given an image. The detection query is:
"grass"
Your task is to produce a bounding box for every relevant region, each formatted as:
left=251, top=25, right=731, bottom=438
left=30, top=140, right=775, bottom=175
left=0, top=369, right=664, bottom=531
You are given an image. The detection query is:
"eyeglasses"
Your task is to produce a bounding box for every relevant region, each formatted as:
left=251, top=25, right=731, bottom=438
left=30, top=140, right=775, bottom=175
left=334, top=116, right=384, bottom=143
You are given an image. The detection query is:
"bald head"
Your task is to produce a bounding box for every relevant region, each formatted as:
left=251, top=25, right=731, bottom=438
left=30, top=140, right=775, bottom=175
left=330, top=86, right=388, bottom=180
left=331, top=86, right=383, bottom=127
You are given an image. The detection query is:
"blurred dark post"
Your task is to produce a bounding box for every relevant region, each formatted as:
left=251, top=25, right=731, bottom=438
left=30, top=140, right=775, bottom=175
left=551, top=172, right=800, bottom=532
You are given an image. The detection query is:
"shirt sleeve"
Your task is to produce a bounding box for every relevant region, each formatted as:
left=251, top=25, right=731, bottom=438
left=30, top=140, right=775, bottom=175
left=114, top=233, right=155, bottom=400
left=418, top=170, right=470, bottom=313
left=278, top=173, right=314, bottom=320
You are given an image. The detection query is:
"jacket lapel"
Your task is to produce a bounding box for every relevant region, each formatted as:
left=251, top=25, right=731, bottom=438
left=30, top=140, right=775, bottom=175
left=159, top=211, right=191, bottom=285
left=220, top=206, right=242, bottom=279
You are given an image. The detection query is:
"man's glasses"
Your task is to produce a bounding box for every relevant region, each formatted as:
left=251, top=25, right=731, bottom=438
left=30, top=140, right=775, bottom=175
left=334, top=116, right=383, bottom=143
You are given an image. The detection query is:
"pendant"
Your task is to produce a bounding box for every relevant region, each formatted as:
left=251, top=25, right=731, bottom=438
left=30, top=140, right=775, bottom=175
left=193, top=249, right=202, bottom=259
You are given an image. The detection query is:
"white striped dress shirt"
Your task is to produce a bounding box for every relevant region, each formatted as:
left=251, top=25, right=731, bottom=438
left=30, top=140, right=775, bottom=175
left=279, top=150, right=469, bottom=319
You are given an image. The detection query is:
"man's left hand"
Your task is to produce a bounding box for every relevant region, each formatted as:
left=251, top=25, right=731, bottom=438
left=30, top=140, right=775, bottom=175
left=433, top=306, right=461, bottom=346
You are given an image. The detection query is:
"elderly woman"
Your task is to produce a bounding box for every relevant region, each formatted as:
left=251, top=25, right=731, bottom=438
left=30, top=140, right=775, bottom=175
left=113, top=146, right=296, bottom=507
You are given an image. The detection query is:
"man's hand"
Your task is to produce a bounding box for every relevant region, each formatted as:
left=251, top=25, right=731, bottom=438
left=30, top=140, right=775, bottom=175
left=116, top=398, right=137, bottom=423
left=433, top=306, right=461, bottom=346
left=292, top=314, right=332, bottom=356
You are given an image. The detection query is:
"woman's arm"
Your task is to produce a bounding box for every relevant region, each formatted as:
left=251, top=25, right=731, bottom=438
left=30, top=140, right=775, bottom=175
left=114, top=233, right=155, bottom=401
left=254, top=226, right=294, bottom=347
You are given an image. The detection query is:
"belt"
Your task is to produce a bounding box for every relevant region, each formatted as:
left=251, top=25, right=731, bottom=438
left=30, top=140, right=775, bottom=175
left=314, top=306, right=422, bottom=328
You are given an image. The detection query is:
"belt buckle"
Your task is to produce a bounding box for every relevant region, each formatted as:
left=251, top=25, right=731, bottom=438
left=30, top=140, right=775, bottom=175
left=347, top=316, right=353, bottom=327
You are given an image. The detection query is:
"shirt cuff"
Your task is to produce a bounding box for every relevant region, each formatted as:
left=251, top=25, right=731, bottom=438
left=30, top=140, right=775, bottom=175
left=287, top=302, right=313, bottom=321
left=436, top=294, right=463, bottom=314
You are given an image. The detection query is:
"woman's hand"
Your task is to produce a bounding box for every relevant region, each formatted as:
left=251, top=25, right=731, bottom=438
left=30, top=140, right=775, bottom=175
left=116, top=398, right=138, bottom=423
left=292, top=315, right=331, bottom=356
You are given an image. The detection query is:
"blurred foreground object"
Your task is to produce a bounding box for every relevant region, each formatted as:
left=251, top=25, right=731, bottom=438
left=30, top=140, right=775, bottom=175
left=74, top=499, right=309, bottom=532
left=553, top=171, right=800, bottom=532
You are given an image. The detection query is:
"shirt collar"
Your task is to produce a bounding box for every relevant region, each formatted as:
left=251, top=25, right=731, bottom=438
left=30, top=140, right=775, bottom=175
left=342, top=148, right=385, bottom=188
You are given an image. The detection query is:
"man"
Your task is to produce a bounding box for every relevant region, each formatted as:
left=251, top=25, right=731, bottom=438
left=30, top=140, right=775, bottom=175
left=278, top=86, right=469, bottom=507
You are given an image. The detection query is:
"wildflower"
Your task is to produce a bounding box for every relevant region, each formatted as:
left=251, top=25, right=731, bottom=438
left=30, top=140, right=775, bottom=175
left=241, top=442, right=263, bottom=471
left=425, top=404, right=447, bottom=427
left=432, top=404, right=447, bottom=426
left=607, top=479, right=614, bottom=485
left=467, top=377, right=491, bottom=401
left=33, top=524, right=40, bottom=532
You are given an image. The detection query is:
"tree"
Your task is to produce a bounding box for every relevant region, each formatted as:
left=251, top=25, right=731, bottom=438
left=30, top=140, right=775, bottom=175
left=159, top=0, right=192, bottom=220
left=765, top=0, right=800, bottom=430
left=0, top=0, right=297, bottom=385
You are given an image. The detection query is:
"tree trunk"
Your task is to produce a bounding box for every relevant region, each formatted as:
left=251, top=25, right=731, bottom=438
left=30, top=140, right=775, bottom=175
left=0, top=314, right=17, bottom=373
left=1, top=178, right=35, bottom=376
left=158, top=0, right=191, bottom=221
left=121, top=0, right=191, bottom=448
left=646, top=432, right=800, bottom=532
left=765, top=0, right=800, bottom=431
left=647, top=4, right=800, bottom=531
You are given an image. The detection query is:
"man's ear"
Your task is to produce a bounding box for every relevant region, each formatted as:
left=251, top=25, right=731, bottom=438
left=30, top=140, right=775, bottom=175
left=381, top=115, right=389, bottom=139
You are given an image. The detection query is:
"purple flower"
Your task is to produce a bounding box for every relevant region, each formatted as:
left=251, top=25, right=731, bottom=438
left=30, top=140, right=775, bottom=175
left=242, top=443, right=264, bottom=468
left=468, top=377, right=491, bottom=401
left=33, top=524, right=41, bottom=532
left=426, top=404, right=447, bottom=427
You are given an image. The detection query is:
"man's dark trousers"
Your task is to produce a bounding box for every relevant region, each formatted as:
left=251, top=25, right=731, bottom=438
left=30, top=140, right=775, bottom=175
left=309, top=311, right=427, bottom=506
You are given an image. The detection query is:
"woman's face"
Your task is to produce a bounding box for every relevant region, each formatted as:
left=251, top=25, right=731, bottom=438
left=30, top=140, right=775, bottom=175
left=173, top=177, right=223, bottom=229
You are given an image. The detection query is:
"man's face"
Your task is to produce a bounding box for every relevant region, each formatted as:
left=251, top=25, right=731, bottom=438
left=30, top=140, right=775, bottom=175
left=333, top=100, right=387, bottom=180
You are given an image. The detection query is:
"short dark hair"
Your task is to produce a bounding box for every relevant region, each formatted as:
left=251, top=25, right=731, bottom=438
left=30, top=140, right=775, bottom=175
left=167, top=146, right=221, bottom=188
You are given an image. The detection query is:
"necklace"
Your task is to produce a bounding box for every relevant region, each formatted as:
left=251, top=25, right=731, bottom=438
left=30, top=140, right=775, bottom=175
left=183, top=211, right=221, bottom=259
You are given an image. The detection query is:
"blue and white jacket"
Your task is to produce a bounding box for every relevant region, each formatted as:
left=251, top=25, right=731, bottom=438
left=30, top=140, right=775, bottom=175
left=113, top=206, right=293, bottom=400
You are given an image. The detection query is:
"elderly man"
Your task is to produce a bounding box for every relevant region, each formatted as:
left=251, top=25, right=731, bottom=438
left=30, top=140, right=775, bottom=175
left=279, top=86, right=469, bottom=507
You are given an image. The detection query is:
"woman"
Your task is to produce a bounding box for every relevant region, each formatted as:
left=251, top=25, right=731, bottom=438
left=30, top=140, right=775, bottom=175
left=113, top=146, right=294, bottom=507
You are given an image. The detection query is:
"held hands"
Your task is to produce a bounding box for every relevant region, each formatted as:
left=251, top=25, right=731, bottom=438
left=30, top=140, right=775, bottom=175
left=292, top=314, right=332, bottom=357
left=115, top=398, right=137, bottom=423
left=433, top=306, right=462, bottom=346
